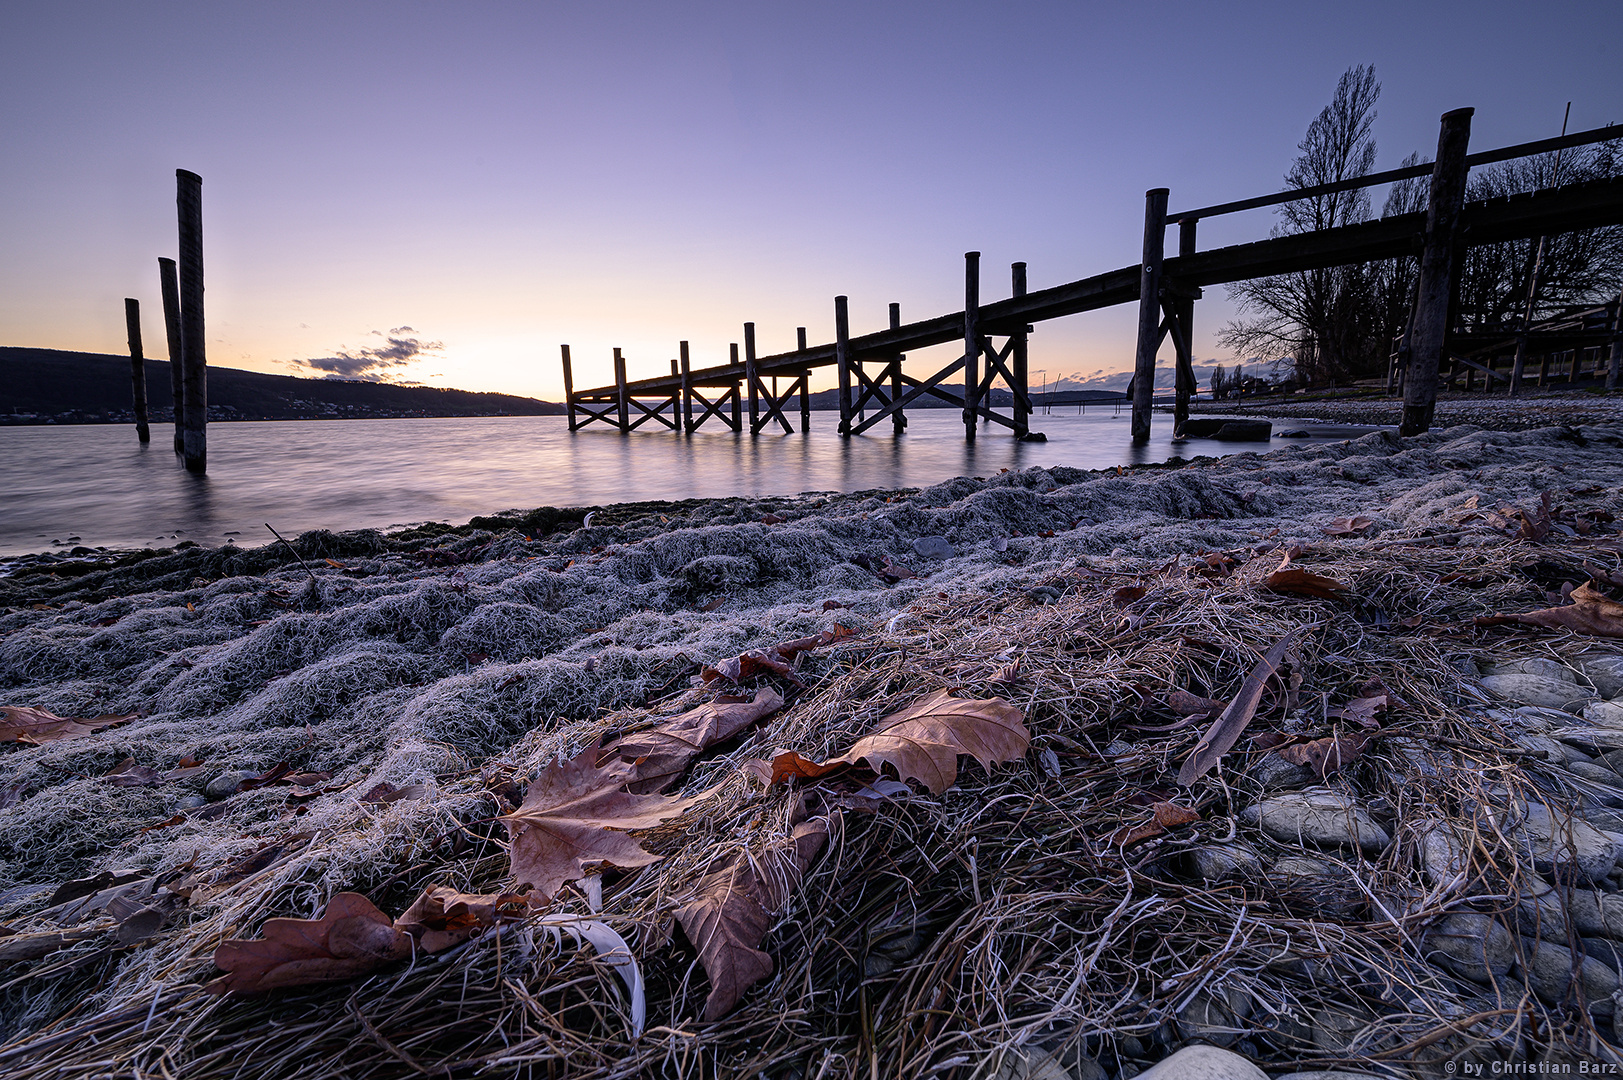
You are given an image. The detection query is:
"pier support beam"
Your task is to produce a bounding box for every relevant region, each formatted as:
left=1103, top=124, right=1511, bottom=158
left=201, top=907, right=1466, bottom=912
left=797, top=328, right=810, bottom=431
left=1172, top=221, right=1198, bottom=436
left=1609, top=292, right=1622, bottom=391
left=176, top=169, right=207, bottom=473
left=124, top=298, right=150, bottom=443
left=158, top=258, right=183, bottom=453
left=889, top=302, right=906, bottom=434
left=680, top=341, right=693, bottom=431
left=744, top=322, right=760, bottom=433
left=561, top=344, right=578, bottom=431
left=1401, top=108, right=1474, bottom=436
left=1011, top=264, right=1029, bottom=439
left=1131, top=189, right=1168, bottom=445
left=963, top=251, right=981, bottom=443
left=614, top=348, right=630, bottom=432
left=835, top=297, right=853, bottom=435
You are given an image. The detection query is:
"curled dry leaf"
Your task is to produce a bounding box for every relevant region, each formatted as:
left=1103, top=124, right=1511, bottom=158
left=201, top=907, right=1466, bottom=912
left=1322, top=515, right=1374, bottom=537
left=1108, top=801, right=1201, bottom=847
left=1112, top=586, right=1148, bottom=609
left=0, top=706, right=136, bottom=746
left=600, top=687, right=784, bottom=793
left=503, top=747, right=706, bottom=900
left=1263, top=566, right=1350, bottom=601
left=990, top=658, right=1023, bottom=684
left=207, top=893, right=410, bottom=994
left=770, top=689, right=1029, bottom=795
left=1331, top=686, right=1392, bottom=729
left=1277, top=732, right=1373, bottom=779
left=103, top=758, right=162, bottom=787
left=700, top=626, right=855, bottom=688
left=1178, top=629, right=1302, bottom=786
left=395, top=885, right=527, bottom=953
left=1167, top=690, right=1226, bottom=717
left=675, top=814, right=833, bottom=1021
left=1477, top=582, right=1623, bottom=639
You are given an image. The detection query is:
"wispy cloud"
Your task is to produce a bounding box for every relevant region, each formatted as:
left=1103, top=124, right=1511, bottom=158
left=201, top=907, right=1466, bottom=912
left=291, top=327, right=443, bottom=382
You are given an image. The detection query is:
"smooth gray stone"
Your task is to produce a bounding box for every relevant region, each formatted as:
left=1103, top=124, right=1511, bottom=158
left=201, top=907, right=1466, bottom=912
left=1248, top=752, right=1314, bottom=790
left=1488, top=657, right=1579, bottom=685
left=1135, top=1046, right=1266, bottom=1080
left=1508, top=799, right=1623, bottom=883
left=205, top=770, right=253, bottom=800
left=1191, top=842, right=1265, bottom=882
left=911, top=535, right=955, bottom=559
left=1239, top=789, right=1391, bottom=853
left=1581, top=654, right=1623, bottom=699
left=1518, top=935, right=1619, bottom=1014
left=1480, top=674, right=1594, bottom=712
left=1585, top=701, right=1623, bottom=728
left=1423, top=913, right=1518, bottom=983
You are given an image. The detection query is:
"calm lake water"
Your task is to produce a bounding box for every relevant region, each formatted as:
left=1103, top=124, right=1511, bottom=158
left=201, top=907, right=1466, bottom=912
left=0, top=410, right=1364, bottom=556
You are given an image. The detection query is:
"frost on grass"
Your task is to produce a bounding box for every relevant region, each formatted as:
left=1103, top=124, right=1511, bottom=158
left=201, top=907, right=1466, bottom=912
left=1, top=422, right=1621, bottom=1039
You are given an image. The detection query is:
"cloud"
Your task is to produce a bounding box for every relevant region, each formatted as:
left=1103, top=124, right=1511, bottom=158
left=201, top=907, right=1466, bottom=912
left=291, top=327, right=444, bottom=382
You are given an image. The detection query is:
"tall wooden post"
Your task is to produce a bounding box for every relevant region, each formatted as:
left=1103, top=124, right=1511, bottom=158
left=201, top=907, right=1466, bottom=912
left=1400, top=108, right=1473, bottom=436
left=835, top=296, right=853, bottom=435
left=1131, top=189, right=1168, bottom=445
left=1173, top=220, right=1198, bottom=435
left=176, top=169, right=207, bottom=473
left=888, top=301, right=906, bottom=434
left=796, top=328, right=809, bottom=432
left=613, top=348, right=629, bottom=432
left=679, top=341, right=693, bottom=432
left=1608, top=292, right=1622, bottom=392
left=124, top=298, right=150, bottom=443
left=561, top=344, right=578, bottom=431
left=963, top=251, right=981, bottom=444
left=744, top=322, right=759, bottom=433
left=1011, top=264, right=1030, bottom=439
left=158, top=257, right=183, bottom=453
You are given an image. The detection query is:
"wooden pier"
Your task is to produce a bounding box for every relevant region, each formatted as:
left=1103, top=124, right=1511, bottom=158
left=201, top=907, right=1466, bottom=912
left=564, top=114, right=1623, bottom=443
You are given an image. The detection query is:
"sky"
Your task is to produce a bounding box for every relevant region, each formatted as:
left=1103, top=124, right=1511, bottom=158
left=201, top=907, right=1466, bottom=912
left=2, top=0, right=1618, bottom=401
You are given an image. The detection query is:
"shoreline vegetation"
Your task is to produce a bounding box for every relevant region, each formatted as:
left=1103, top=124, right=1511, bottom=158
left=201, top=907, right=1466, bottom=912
left=6, top=414, right=1623, bottom=1074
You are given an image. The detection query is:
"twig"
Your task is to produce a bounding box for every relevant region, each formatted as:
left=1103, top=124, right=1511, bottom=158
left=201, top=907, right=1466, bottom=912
left=264, top=522, right=318, bottom=583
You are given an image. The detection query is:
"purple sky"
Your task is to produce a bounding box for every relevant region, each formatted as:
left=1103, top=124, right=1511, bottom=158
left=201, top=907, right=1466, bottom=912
left=2, top=1, right=1617, bottom=400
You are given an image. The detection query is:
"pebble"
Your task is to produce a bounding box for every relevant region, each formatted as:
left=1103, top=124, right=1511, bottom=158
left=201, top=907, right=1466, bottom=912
left=1247, top=752, right=1313, bottom=790
left=1505, top=798, right=1623, bottom=884
left=205, top=770, right=254, bottom=800
left=1585, top=700, right=1623, bottom=727
left=1582, top=654, right=1623, bottom=699
left=1239, top=789, right=1391, bottom=853
left=911, top=536, right=955, bottom=560
left=1190, top=842, right=1264, bottom=882
left=1135, top=1045, right=1266, bottom=1080
left=1479, top=673, right=1594, bottom=712
left=1423, top=913, right=1518, bottom=984
left=1488, top=658, right=1578, bottom=684
left=1518, top=936, right=1619, bottom=1014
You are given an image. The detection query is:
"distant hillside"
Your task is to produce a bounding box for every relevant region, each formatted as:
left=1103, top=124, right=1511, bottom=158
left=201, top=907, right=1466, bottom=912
left=0, top=347, right=564, bottom=423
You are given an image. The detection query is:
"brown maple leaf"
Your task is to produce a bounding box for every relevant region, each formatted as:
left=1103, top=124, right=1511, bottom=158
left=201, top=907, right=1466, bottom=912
left=1321, top=515, right=1374, bottom=537
left=503, top=747, right=706, bottom=900
left=1, top=706, right=136, bottom=746
left=207, top=893, right=411, bottom=994
left=770, top=689, right=1029, bottom=794
left=1277, top=731, right=1373, bottom=778
left=395, top=885, right=528, bottom=953
left=1262, top=566, right=1350, bottom=601
left=600, top=687, right=784, bottom=793
left=675, top=815, right=832, bottom=1021
left=1477, top=582, right=1623, bottom=639
left=700, top=626, right=855, bottom=688
left=1107, top=801, right=1201, bottom=847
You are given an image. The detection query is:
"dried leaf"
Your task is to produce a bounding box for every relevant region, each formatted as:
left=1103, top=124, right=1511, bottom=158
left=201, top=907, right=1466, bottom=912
left=1262, top=566, right=1350, bottom=601
left=600, top=687, right=784, bottom=793
left=990, top=659, right=1023, bottom=684
left=0, top=706, right=136, bottom=746
left=700, top=626, right=854, bottom=687
left=675, top=815, right=832, bottom=1020
left=503, top=747, right=705, bottom=899
left=1112, top=586, right=1148, bottom=608
left=1322, top=515, right=1374, bottom=537
left=103, top=758, right=162, bottom=787
left=360, top=782, right=426, bottom=804
left=1330, top=691, right=1390, bottom=729
left=1477, top=582, right=1623, bottom=638
left=770, top=689, right=1029, bottom=795
left=1167, top=690, right=1226, bottom=717
left=1277, top=731, right=1373, bottom=778
left=206, top=893, right=411, bottom=994
left=395, top=885, right=527, bottom=953
left=1107, top=801, right=1201, bottom=847
left=1178, top=630, right=1302, bottom=786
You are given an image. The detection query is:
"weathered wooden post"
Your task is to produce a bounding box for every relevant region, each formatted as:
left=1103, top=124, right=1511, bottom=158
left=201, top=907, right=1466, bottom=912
left=1608, top=292, right=1622, bottom=392
left=124, top=298, right=150, bottom=442
left=963, top=251, right=981, bottom=443
left=888, top=301, right=906, bottom=434
left=561, top=344, right=578, bottom=431
left=1400, top=109, right=1473, bottom=436
left=679, top=341, right=693, bottom=432
left=176, top=169, right=207, bottom=472
left=158, top=257, right=183, bottom=453
left=1172, top=221, right=1198, bottom=435
left=744, top=322, right=759, bottom=433
left=1131, top=189, right=1168, bottom=445
left=1011, top=265, right=1030, bottom=439
left=613, top=348, right=629, bottom=432
left=835, top=296, right=853, bottom=435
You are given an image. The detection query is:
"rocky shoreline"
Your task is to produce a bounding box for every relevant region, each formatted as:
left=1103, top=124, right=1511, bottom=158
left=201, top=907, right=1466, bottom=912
left=1177, top=390, right=1623, bottom=433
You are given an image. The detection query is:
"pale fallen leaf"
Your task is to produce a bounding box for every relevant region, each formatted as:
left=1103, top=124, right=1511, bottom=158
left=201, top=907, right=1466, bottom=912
left=600, top=687, right=784, bottom=793
left=0, top=706, right=137, bottom=746
left=1477, top=582, right=1623, bottom=639
left=1277, top=731, right=1373, bottom=779
left=1178, top=630, right=1302, bottom=786
left=1262, top=566, right=1350, bottom=601
left=207, top=893, right=411, bottom=994
left=395, top=885, right=526, bottom=953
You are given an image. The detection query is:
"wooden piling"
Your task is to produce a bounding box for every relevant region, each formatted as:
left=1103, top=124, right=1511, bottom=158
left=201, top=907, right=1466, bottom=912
left=158, top=257, right=183, bottom=453
left=963, top=251, right=981, bottom=444
left=835, top=297, right=853, bottom=434
left=679, top=341, right=693, bottom=432
left=796, top=328, right=810, bottom=432
left=614, top=348, right=629, bottom=432
left=1609, top=292, right=1622, bottom=392
left=124, top=298, right=150, bottom=443
left=176, top=169, right=207, bottom=473
left=1010, top=265, right=1030, bottom=439
left=888, top=302, right=906, bottom=434
left=1172, top=221, right=1198, bottom=435
left=744, top=322, right=759, bottom=433
left=1400, top=109, right=1474, bottom=436
left=1131, top=189, right=1168, bottom=445
left=561, top=344, right=578, bottom=431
